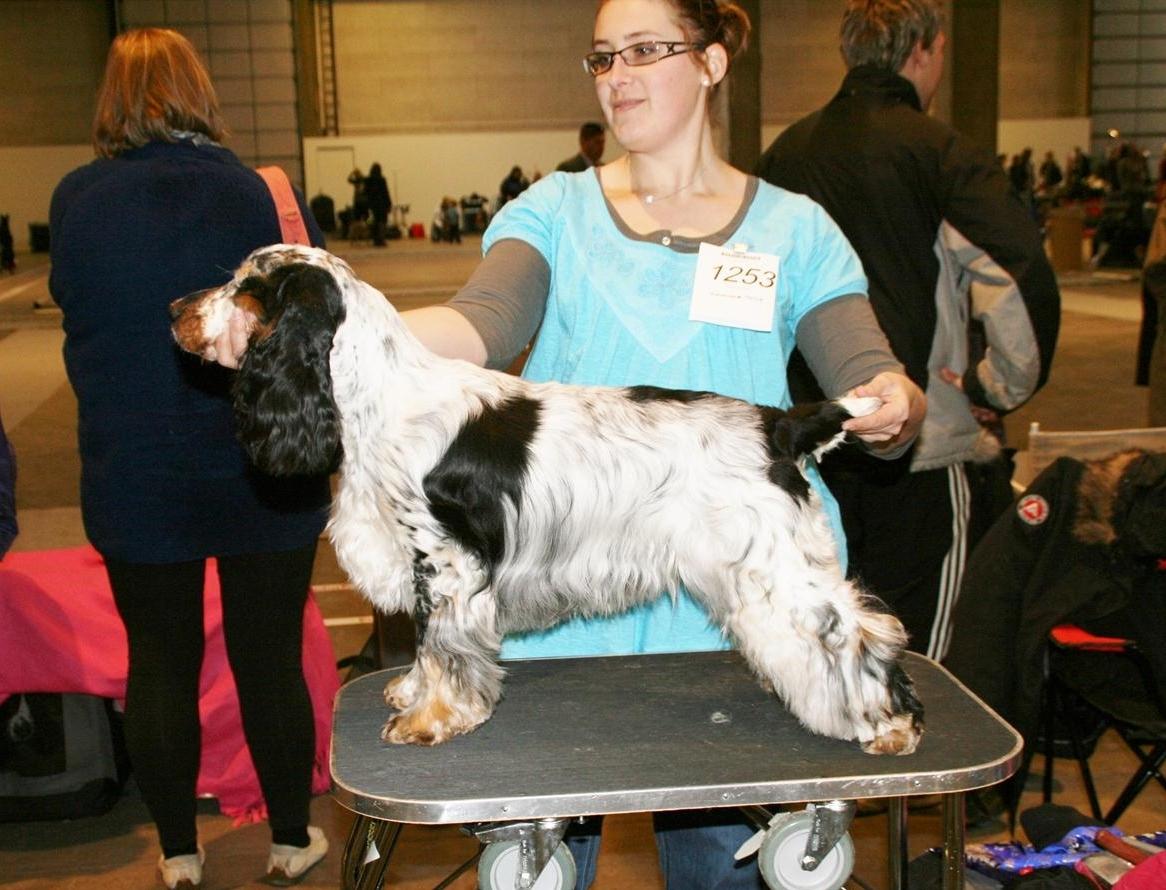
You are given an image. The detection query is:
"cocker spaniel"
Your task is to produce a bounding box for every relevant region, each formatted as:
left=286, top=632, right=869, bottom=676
left=171, top=244, right=923, bottom=755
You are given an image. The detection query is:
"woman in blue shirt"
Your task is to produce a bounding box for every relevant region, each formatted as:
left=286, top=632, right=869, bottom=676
left=217, top=1, right=924, bottom=886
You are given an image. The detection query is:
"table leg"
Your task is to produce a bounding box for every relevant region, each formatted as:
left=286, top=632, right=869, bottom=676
left=342, top=815, right=403, bottom=890
left=887, top=797, right=907, bottom=890
left=942, top=792, right=966, bottom=890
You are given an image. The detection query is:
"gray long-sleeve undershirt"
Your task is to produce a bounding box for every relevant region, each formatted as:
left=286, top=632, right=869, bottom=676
left=447, top=237, right=903, bottom=397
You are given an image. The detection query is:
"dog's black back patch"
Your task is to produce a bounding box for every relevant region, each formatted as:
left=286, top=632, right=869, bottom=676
left=423, top=395, right=541, bottom=574
left=625, top=385, right=716, bottom=404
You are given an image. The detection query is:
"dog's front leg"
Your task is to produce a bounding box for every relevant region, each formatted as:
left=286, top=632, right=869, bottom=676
left=383, top=557, right=437, bottom=710
left=382, top=551, right=505, bottom=745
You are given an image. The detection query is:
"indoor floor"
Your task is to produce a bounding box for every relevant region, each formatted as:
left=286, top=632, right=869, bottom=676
left=0, top=237, right=1161, bottom=889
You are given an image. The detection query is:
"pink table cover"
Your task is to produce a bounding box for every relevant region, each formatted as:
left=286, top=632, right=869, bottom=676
left=0, top=545, right=341, bottom=822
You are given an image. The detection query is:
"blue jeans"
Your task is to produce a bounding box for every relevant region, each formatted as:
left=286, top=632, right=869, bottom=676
left=564, top=809, right=767, bottom=889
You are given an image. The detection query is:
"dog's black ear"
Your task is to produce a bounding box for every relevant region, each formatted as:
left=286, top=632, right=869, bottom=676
left=231, top=263, right=345, bottom=476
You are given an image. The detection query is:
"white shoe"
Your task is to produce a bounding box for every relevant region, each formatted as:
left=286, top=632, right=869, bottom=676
left=264, top=825, right=328, bottom=885
left=158, top=847, right=204, bottom=888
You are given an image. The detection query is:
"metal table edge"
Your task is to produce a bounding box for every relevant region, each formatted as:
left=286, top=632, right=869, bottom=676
left=330, top=740, right=1024, bottom=825
left=328, top=652, right=1026, bottom=826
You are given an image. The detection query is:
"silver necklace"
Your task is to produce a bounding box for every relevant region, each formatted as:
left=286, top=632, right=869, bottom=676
left=631, top=159, right=703, bottom=204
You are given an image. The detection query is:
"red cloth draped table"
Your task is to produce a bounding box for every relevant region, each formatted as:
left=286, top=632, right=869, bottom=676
left=0, top=545, right=341, bottom=822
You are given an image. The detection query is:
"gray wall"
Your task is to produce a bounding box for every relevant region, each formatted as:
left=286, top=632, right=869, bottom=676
left=1001, top=0, right=1091, bottom=120
left=0, top=0, right=1095, bottom=249
left=1091, top=0, right=1166, bottom=158
left=0, top=1, right=109, bottom=146
left=0, top=0, right=1092, bottom=148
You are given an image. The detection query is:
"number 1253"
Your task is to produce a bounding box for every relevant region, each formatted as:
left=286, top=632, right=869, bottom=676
left=712, top=265, right=776, bottom=288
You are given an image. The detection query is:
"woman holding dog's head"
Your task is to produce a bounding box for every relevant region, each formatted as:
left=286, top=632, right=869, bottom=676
left=215, top=0, right=923, bottom=885
left=50, top=28, right=330, bottom=887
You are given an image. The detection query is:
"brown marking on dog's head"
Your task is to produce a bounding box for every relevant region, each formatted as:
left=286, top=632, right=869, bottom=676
left=169, top=287, right=221, bottom=354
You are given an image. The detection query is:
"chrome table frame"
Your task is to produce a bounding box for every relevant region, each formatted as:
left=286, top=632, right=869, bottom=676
left=331, top=650, right=1021, bottom=889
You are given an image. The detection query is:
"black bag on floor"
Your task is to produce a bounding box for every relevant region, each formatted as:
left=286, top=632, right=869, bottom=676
left=309, top=193, right=336, bottom=232
left=0, top=693, right=128, bottom=821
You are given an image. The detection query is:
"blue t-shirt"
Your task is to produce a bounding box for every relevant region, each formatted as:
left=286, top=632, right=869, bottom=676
left=483, top=169, right=867, bottom=658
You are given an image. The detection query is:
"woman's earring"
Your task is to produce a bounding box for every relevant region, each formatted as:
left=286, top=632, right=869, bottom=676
left=701, top=77, right=710, bottom=87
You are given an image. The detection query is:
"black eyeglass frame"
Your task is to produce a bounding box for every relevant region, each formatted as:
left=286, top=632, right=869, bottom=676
left=582, top=40, right=706, bottom=77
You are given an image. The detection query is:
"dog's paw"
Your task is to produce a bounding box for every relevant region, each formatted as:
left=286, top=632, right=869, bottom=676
left=383, top=673, right=419, bottom=709
left=860, top=713, right=924, bottom=756
left=380, top=690, right=495, bottom=746
left=380, top=695, right=461, bottom=746
left=381, top=713, right=444, bottom=746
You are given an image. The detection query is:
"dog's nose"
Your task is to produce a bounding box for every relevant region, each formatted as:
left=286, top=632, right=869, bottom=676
left=169, top=289, right=209, bottom=321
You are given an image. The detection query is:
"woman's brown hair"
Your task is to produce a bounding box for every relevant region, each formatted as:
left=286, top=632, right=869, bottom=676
left=596, top=0, right=752, bottom=86
left=92, top=28, right=226, bottom=158
left=669, top=0, right=751, bottom=65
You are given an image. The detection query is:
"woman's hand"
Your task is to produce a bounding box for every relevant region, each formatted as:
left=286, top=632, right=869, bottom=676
left=208, top=307, right=254, bottom=369
left=841, top=371, right=926, bottom=447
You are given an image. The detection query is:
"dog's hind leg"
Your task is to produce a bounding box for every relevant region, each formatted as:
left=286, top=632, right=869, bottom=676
left=700, top=560, right=924, bottom=755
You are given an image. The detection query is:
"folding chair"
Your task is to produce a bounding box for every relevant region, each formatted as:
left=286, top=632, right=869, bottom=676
left=956, top=428, right=1166, bottom=829
left=1038, top=624, right=1166, bottom=824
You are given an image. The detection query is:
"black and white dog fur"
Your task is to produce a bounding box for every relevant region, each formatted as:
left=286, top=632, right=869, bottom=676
left=171, top=244, right=923, bottom=755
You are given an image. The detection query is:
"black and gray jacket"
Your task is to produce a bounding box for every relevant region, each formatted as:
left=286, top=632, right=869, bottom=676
left=944, top=450, right=1166, bottom=744
left=757, top=65, right=1061, bottom=471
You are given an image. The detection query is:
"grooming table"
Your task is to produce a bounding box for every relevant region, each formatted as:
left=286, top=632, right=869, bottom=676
left=331, top=650, right=1021, bottom=889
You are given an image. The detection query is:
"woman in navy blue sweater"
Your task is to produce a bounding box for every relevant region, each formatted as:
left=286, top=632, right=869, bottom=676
left=49, top=29, right=330, bottom=887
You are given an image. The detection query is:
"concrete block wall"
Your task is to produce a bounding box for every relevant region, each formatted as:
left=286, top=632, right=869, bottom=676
left=1092, top=0, right=1166, bottom=160
left=0, top=0, right=1096, bottom=251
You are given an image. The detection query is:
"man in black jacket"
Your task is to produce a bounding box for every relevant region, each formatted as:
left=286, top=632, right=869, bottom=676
left=756, top=0, right=1060, bottom=659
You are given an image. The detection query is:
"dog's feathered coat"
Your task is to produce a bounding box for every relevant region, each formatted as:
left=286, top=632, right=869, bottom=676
left=171, top=244, right=924, bottom=754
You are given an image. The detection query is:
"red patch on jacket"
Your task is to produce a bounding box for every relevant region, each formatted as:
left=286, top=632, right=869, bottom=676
left=1017, top=494, right=1049, bottom=526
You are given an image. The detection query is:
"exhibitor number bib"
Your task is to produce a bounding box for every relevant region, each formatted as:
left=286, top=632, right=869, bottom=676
left=689, top=242, right=779, bottom=332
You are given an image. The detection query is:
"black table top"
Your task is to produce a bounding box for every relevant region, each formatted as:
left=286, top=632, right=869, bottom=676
left=331, top=650, right=1022, bottom=823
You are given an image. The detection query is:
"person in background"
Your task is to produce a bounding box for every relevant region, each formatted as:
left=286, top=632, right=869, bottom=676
left=1139, top=198, right=1166, bottom=425
left=346, top=167, right=367, bottom=219
left=0, top=407, right=15, bottom=559
left=216, top=1, right=924, bottom=884
left=1038, top=149, right=1063, bottom=195
left=497, top=165, right=530, bottom=208
left=556, top=121, right=607, bottom=172
left=1065, top=145, right=1092, bottom=199
left=48, top=28, right=330, bottom=888
left=1008, top=147, right=1037, bottom=220
left=363, top=162, right=392, bottom=246
left=0, top=215, right=15, bottom=275
left=756, top=0, right=1059, bottom=661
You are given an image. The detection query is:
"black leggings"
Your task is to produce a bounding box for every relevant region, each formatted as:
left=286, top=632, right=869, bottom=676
left=105, top=543, right=318, bottom=855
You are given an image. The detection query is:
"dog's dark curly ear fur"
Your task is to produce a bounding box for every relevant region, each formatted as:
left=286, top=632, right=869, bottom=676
left=232, top=263, right=346, bottom=475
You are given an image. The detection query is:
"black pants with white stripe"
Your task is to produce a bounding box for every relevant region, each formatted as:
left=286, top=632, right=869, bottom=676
left=823, top=456, right=1013, bottom=660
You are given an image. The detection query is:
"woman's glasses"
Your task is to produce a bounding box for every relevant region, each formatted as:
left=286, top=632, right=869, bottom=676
left=583, top=41, right=704, bottom=77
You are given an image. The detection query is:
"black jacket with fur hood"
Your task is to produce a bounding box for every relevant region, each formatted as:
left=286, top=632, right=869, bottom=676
left=945, top=450, right=1166, bottom=744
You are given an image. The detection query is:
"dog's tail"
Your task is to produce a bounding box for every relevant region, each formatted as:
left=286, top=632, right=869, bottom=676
left=766, top=396, right=880, bottom=462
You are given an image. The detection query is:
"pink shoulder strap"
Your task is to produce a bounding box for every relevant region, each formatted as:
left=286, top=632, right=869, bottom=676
left=256, top=165, right=312, bottom=246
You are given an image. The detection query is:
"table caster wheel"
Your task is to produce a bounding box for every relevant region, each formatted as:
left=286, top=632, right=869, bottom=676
left=477, top=840, right=577, bottom=890
left=757, top=811, right=854, bottom=890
